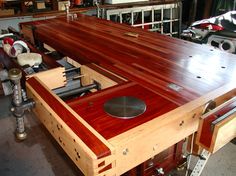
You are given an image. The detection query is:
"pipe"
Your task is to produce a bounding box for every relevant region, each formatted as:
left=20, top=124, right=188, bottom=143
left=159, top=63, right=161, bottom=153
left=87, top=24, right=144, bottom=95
left=9, top=68, right=26, bottom=140
left=56, top=82, right=100, bottom=99
left=9, top=68, right=35, bottom=141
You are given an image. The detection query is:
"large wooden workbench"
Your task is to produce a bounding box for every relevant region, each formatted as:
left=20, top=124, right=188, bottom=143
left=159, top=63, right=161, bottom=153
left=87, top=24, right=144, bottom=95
left=21, top=14, right=236, bottom=175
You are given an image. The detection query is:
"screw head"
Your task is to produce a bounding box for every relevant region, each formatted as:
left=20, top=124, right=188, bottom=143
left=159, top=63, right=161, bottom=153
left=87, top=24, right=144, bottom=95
left=179, top=120, right=184, bottom=126
left=123, top=148, right=129, bottom=155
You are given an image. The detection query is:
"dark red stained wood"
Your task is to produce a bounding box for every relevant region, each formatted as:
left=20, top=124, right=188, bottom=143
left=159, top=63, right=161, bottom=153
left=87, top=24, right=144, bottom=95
left=68, top=82, right=178, bottom=140
left=98, top=164, right=112, bottom=174
left=24, top=14, right=236, bottom=106
left=23, top=14, right=236, bottom=147
left=138, top=141, right=184, bottom=175
left=27, top=77, right=111, bottom=159
left=199, top=100, right=236, bottom=148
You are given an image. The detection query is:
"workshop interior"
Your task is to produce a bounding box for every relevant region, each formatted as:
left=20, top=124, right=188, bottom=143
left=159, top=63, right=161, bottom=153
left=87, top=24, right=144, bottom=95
left=0, top=0, right=236, bottom=176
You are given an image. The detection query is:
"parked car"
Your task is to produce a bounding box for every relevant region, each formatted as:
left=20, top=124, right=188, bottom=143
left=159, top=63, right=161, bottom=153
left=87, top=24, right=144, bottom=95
left=181, top=11, right=236, bottom=54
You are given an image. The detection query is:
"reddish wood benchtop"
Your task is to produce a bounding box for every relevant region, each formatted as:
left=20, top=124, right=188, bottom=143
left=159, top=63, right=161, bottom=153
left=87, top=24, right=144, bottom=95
left=27, top=77, right=111, bottom=159
left=67, top=82, right=178, bottom=139
left=21, top=14, right=236, bottom=106
left=22, top=14, right=236, bottom=145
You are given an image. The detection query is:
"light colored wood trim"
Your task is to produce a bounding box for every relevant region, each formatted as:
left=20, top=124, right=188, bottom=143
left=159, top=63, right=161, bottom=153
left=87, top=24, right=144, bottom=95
left=26, top=67, right=66, bottom=90
left=211, top=113, right=236, bottom=153
left=201, top=96, right=236, bottom=119
left=197, top=110, right=236, bottom=153
left=65, top=56, right=82, bottom=68
left=196, top=95, right=236, bottom=153
left=186, top=133, right=202, bottom=155
left=27, top=82, right=96, bottom=175
left=110, top=84, right=236, bottom=145
left=80, top=65, right=118, bottom=89
left=195, top=115, right=206, bottom=149
left=27, top=76, right=115, bottom=152
left=43, top=43, right=56, bottom=52
left=26, top=76, right=116, bottom=175
left=109, top=107, right=202, bottom=175
left=108, top=83, right=236, bottom=175
left=26, top=69, right=236, bottom=175
left=91, top=63, right=127, bottom=82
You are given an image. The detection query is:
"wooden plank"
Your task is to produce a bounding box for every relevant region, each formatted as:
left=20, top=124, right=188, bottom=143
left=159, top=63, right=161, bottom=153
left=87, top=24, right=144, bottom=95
left=26, top=77, right=116, bottom=175
left=64, top=56, right=81, bottom=68
left=108, top=84, right=236, bottom=174
left=29, top=14, right=236, bottom=106
left=27, top=67, right=66, bottom=90
left=86, top=63, right=127, bottom=84
left=213, top=114, right=236, bottom=153
left=196, top=96, right=236, bottom=153
left=68, top=82, right=178, bottom=140
left=27, top=77, right=112, bottom=159
left=0, top=9, right=14, bottom=17
left=20, top=14, right=236, bottom=175
left=43, top=43, right=56, bottom=52
left=80, top=64, right=125, bottom=90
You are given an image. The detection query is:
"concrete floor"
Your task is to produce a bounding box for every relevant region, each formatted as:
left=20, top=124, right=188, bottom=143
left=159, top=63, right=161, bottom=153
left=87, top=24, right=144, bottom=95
left=0, top=95, right=235, bottom=176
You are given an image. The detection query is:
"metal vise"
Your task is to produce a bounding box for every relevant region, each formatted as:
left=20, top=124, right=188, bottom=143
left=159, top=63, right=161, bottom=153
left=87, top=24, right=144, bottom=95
left=9, top=68, right=35, bottom=141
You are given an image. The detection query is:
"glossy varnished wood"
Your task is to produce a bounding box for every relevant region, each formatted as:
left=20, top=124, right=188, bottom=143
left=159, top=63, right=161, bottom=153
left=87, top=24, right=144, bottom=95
left=27, top=77, right=111, bottom=159
left=67, top=82, right=178, bottom=139
left=21, top=14, right=236, bottom=141
left=197, top=98, right=236, bottom=152
left=23, top=14, right=236, bottom=106
left=22, top=14, right=236, bottom=175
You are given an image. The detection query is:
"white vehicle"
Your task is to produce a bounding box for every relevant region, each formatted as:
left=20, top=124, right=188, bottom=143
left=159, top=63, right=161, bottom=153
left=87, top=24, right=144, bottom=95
left=181, top=11, right=236, bottom=54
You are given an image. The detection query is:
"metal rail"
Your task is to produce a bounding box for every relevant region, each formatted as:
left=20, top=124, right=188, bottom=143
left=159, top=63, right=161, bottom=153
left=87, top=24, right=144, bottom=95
left=103, top=2, right=182, bottom=37
left=190, top=149, right=211, bottom=176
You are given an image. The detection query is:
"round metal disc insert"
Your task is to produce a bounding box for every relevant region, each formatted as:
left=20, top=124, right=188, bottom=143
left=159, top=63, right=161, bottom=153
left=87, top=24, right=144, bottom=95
left=104, top=96, right=146, bottom=119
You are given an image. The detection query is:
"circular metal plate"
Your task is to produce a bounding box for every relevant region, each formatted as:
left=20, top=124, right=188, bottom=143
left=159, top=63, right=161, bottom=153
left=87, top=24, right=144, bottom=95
left=104, top=96, right=146, bottom=119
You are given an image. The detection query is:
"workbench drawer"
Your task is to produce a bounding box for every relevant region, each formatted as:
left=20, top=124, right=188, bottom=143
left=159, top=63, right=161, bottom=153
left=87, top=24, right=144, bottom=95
left=196, top=98, right=236, bottom=153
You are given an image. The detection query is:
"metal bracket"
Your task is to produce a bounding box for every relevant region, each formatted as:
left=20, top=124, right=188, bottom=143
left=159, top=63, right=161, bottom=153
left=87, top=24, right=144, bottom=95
left=167, top=83, right=183, bottom=92
left=190, top=149, right=211, bottom=176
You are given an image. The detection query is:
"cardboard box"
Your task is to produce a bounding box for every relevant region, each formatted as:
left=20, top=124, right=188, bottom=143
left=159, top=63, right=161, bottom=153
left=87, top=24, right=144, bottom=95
left=105, top=0, right=148, bottom=4
left=0, top=9, right=14, bottom=17
left=58, top=1, right=69, bottom=11
left=36, top=2, right=46, bottom=9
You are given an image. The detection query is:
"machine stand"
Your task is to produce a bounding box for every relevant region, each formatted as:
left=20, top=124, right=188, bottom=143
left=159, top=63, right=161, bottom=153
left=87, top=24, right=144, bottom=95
left=9, top=68, right=35, bottom=141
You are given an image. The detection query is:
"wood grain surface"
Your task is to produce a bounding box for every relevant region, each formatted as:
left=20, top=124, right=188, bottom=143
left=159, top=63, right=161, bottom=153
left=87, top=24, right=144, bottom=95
left=27, top=77, right=111, bottom=159
left=68, top=82, right=178, bottom=139
left=22, top=13, right=236, bottom=140
left=198, top=99, right=236, bottom=150
left=26, top=14, right=236, bottom=105
left=20, top=13, right=236, bottom=175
